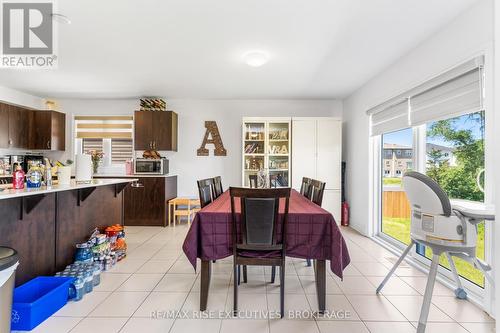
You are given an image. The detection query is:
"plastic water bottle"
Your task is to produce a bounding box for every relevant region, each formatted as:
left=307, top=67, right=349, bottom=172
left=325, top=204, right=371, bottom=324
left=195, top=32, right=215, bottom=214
left=84, top=271, right=93, bottom=293
left=72, top=277, right=85, bottom=301
left=92, top=265, right=101, bottom=286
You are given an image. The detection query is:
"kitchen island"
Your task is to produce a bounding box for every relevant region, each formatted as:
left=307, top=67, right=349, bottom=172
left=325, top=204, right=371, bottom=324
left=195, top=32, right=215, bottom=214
left=0, top=179, right=135, bottom=285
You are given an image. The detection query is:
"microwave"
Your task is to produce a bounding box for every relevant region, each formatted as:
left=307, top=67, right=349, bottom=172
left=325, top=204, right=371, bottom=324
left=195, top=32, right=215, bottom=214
left=134, top=158, right=169, bottom=175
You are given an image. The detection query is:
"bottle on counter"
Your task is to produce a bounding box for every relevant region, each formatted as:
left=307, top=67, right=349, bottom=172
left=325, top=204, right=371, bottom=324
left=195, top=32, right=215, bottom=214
left=12, top=165, right=25, bottom=189
left=26, top=164, right=43, bottom=188
left=44, top=158, right=53, bottom=187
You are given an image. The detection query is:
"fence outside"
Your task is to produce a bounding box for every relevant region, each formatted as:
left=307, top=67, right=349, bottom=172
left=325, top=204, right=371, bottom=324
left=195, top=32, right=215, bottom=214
left=382, top=187, right=411, bottom=219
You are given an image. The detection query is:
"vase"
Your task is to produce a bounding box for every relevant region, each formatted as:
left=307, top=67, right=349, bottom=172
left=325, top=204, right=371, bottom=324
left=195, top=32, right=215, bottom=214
left=92, top=163, right=99, bottom=174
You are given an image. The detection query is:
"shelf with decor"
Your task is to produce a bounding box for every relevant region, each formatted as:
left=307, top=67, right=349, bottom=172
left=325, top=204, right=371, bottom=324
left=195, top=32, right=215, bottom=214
left=242, top=118, right=291, bottom=188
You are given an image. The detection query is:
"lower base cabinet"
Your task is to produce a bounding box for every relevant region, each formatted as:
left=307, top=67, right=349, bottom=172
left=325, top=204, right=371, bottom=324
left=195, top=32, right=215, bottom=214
left=0, top=194, right=56, bottom=285
left=0, top=184, right=125, bottom=286
left=124, top=176, right=177, bottom=226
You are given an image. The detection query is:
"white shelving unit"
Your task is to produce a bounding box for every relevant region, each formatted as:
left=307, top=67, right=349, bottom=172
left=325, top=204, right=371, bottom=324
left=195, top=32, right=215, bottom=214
left=242, top=117, right=291, bottom=187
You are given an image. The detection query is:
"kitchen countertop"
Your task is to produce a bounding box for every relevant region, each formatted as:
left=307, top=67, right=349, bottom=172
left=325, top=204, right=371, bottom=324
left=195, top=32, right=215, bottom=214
left=93, top=174, right=177, bottom=178
left=0, top=178, right=137, bottom=200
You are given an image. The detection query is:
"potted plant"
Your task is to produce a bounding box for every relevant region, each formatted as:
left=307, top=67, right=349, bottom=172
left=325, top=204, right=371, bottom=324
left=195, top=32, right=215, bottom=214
left=86, top=150, right=104, bottom=174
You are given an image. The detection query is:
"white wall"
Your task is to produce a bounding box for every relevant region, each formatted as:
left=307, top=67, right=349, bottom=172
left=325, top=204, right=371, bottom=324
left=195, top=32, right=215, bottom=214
left=342, top=0, right=494, bottom=235
left=56, top=98, right=342, bottom=196
left=0, top=86, right=45, bottom=110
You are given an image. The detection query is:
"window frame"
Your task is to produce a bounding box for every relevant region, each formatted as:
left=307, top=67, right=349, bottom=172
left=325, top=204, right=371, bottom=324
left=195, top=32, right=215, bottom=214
left=369, top=53, right=494, bottom=314
left=73, top=115, right=134, bottom=168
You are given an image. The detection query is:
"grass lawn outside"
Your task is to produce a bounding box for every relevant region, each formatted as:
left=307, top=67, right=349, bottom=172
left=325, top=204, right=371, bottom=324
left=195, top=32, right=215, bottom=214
left=382, top=216, right=485, bottom=287
left=383, top=177, right=402, bottom=186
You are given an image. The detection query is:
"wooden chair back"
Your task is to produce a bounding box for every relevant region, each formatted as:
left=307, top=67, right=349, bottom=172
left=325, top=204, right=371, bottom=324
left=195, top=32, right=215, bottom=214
left=300, top=177, right=312, bottom=196
left=213, top=176, right=223, bottom=199
left=309, top=179, right=326, bottom=207
left=197, top=178, right=215, bottom=208
left=229, top=187, right=290, bottom=254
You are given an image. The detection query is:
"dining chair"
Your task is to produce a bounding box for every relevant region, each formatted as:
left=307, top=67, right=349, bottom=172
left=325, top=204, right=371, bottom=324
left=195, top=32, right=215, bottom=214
left=248, top=174, right=258, bottom=188
left=230, top=187, right=290, bottom=318
left=305, top=179, right=326, bottom=266
left=300, top=177, right=312, bottom=196
left=197, top=178, right=215, bottom=208
left=309, top=179, right=326, bottom=206
left=213, top=176, right=224, bottom=199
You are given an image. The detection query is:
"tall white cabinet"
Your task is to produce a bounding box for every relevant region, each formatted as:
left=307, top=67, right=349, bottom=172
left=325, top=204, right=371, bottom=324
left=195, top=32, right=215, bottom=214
left=291, top=118, right=342, bottom=221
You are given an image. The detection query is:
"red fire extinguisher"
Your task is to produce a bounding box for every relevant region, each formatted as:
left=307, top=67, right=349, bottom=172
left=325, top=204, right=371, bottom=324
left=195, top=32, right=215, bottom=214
left=341, top=201, right=349, bottom=226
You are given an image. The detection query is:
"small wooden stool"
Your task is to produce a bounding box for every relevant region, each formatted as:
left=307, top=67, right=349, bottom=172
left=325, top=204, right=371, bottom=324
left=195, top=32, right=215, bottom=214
left=168, top=197, right=201, bottom=227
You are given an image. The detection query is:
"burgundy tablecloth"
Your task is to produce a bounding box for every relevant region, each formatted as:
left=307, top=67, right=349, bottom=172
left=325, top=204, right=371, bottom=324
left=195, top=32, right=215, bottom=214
left=182, top=190, right=350, bottom=279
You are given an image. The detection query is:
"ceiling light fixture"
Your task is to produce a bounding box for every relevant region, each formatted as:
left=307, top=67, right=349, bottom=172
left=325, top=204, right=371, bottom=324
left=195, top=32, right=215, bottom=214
left=51, top=13, right=71, bottom=24
left=243, top=50, right=270, bottom=67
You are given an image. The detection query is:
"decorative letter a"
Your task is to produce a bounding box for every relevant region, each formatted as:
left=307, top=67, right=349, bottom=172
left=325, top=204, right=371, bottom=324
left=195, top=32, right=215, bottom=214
left=197, top=121, right=227, bottom=156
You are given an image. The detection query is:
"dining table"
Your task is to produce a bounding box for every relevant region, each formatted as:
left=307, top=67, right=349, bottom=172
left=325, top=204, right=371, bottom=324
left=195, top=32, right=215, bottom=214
left=182, top=189, right=351, bottom=313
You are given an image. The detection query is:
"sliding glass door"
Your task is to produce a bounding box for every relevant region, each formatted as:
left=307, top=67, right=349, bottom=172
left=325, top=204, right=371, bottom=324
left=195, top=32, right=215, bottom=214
left=378, top=111, right=487, bottom=289
left=380, top=128, right=413, bottom=245
left=421, top=111, right=486, bottom=287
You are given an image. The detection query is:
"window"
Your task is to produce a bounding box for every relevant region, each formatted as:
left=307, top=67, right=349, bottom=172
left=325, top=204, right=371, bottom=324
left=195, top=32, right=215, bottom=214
left=74, top=115, right=134, bottom=169
left=82, top=138, right=103, bottom=154
left=111, top=139, right=133, bottom=163
left=422, top=111, right=486, bottom=287
left=381, top=128, right=413, bottom=245
left=369, top=56, right=490, bottom=306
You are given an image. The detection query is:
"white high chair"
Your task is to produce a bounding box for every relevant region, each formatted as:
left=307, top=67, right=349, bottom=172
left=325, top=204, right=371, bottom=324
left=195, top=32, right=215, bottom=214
left=376, top=171, right=494, bottom=333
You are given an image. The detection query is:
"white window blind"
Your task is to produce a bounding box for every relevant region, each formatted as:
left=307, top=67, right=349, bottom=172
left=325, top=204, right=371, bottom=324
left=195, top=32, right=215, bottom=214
left=75, top=115, right=134, bottom=164
left=75, top=115, right=133, bottom=139
left=370, top=99, right=409, bottom=136
left=82, top=138, right=103, bottom=153
left=410, top=67, right=483, bottom=126
left=111, top=139, right=133, bottom=163
left=367, top=56, right=484, bottom=136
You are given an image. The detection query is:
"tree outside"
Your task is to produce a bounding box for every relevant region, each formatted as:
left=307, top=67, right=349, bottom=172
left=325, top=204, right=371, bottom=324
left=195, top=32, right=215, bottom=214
left=425, top=110, right=486, bottom=287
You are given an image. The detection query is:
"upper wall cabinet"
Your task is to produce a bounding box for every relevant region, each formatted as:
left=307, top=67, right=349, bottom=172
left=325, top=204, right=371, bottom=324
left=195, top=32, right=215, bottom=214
left=29, top=110, right=66, bottom=151
left=134, top=111, right=178, bottom=151
left=0, top=102, right=66, bottom=151
left=0, top=103, right=30, bottom=149
left=8, top=105, right=30, bottom=148
left=0, top=104, right=9, bottom=148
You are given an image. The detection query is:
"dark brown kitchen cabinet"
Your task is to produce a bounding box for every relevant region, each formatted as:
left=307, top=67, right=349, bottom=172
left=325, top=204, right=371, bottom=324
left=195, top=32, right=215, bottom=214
left=134, top=110, right=153, bottom=150
left=122, top=176, right=177, bottom=226
left=0, top=194, right=56, bottom=285
left=29, top=110, right=66, bottom=151
left=134, top=111, right=178, bottom=151
left=8, top=105, right=30, bottom=148
left=0, top=104, right=8, bottom=148
left=0, top=103, right=30, bottom=149
left=0, top=101, right=66, bottom=150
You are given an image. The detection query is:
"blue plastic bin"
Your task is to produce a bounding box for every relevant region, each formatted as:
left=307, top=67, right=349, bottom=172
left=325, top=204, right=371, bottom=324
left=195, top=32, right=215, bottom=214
left=11, top=276, right=74, bottom=331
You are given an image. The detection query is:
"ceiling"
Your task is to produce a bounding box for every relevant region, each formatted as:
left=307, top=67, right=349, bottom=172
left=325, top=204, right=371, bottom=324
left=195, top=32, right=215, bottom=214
left=0, top=0, right=479, bottom=99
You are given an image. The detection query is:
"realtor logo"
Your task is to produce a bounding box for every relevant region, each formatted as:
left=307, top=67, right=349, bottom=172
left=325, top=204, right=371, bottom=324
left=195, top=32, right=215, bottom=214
left=1, top=0, right=57, bottom=68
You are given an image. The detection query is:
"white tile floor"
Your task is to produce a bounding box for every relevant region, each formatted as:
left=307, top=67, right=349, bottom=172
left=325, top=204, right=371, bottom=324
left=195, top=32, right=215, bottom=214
left=16, top=225, right=495, bottom=333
